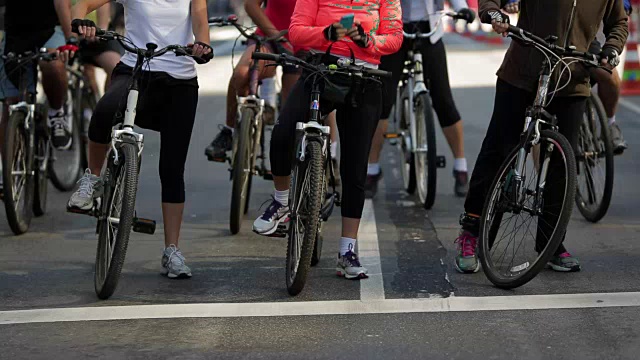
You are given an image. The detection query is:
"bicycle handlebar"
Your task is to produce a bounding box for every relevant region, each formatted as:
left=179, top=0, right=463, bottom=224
left=251, top=52, right=392, bottom=78
left=209, top=15, right=288, bottom=43
left=403, top=12, right=469, bottom=39
left=2, top=50, right=57, bottom=63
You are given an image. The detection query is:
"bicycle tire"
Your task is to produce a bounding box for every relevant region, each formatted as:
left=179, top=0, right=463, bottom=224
left=575, top=95, right=614, bottom=223
left=94, top=142, right=139, bottom=300
left=414, top=93, right=437, bottom=210
left=229, top=107, right=254, bottom=235
left=33, top=134, right=49, bottom=217
left=48, top=90, right=83, bottom=191
left=399, top=97, right=416, bottom=194
left=2, top=111, right=35, bottom=235
left=286, top=140, right=323, bottom=295
left=479, top=130, right=576, bottom=289
left=311, top=223, right=323, bottom=267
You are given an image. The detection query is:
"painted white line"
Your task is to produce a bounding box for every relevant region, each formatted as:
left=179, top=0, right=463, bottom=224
left=2, top=292, right=640, bottom=325
left=618, top=98, right=640, bottom=122
left=358, top=200, right=385, bottom=301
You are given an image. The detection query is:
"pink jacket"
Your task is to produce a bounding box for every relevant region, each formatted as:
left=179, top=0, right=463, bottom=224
left=289, top=0, right=403, bottom=65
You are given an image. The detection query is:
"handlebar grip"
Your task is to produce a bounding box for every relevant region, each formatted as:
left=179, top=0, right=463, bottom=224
left=208, top=16, right=224, bottom=24
left=367, top=69, right=392, bottom=78
left=252, top=52, right=280, bottom=62
left=71, top=21, right=106, bottom=36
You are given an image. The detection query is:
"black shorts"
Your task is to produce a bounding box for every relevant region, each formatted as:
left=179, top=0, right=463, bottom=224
left=78, top=39, right=124, bottom=66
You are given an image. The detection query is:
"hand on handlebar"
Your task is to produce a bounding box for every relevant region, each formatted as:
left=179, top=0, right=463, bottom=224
left=57, top=37, right=79, bottom=65
left=600, top=46, right=620, bottom=70
left=71, top=19, right=99, bottom=42
left=504, top=0, right=520, bottom=14
left=187, top=41, right=214, bottom=64
left=481, top=10, right=510, bottom=37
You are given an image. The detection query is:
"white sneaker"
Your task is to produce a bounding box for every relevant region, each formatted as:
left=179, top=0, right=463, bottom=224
left=68, top=169, right=102, bottom=211
left=161, top=245, right=192, bottom=279
left=336, top=247, right=368, bottom=279
left=253, top=198, right=290, bottom=235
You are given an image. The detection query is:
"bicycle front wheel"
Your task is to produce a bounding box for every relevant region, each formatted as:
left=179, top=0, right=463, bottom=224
left=479, top=130, right=577, bottom=289
left=2, top=111, right=35, bottom=235
left=229, top=107, right=255, bottom=235
left=33, top=134, right=49, bottom=217
left=575, top=95, right=614, bottom=223
left=414, top=93, right=437, bottom=209
left=398, top=97, right=416, bottom=194
left=95, top=142, right=139, bottom=300
left=286, top=140, right=323, bottom=295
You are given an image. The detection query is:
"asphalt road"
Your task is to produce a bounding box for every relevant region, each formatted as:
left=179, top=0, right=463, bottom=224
left=1, top=34, right=640, bottom=359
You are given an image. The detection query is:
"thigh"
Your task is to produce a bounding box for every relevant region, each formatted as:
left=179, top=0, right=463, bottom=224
left=379, top=44, right=407, bottom=120
left=421, top=39, right=460, bottom=126
left=548, top=96, right=587, bottom=151
left=159, top=84, right=199, bottom=168
left=88, top=69, right=131, bottom=144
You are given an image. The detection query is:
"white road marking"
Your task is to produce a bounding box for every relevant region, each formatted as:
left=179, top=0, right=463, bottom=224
left=2, top=292, right=640, bottom=325
left=358, top=200, right=385, bottom=301
left=618, top=98, right=640, bottom=122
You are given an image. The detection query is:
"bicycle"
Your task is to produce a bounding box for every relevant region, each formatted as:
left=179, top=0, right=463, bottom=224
left=66, top=25, right=200, bottom=299
left=1, top=49, right=77, bottom=234
left=386, top=11, right=470, bottom=210
left=575, top=90, right=614, bottom=223
left=477, top=25, right=608, bottom=289
left=208, top=15, right=288, bottom=235
left=251, top=51, right=390, bottom=295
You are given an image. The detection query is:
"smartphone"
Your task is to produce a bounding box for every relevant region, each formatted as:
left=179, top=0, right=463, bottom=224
left=340, top=14, right=355, bottom=29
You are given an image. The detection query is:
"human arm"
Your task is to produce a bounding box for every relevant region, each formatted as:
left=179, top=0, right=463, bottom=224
left=289, top=0, right=327, bottom=50
left=96, top=1, right=111, bottom=30
left=54, top=0, right=73, bottom=39
left=190, top=0, right=213, bottom=59
left=602, top=0, right=629, bottom=54
left=479, top=0, right=509, bottom=35
left=245, top=0, right=278, bottom=37
left=365, top=0, right=403, bottom=56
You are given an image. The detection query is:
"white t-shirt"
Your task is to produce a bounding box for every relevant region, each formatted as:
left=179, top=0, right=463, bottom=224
left=117, top=0, right=196, bottom=79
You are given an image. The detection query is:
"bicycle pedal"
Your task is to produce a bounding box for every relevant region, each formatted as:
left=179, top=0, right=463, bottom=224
left=384, top=132, right=400, bottom=139
left=206, top=154, right=228, bottom=163
left=67, top=205, right=93, bottom=216
left=436, top=156, right=446, bottom=168
left=133, top=217, right=156, bottom=235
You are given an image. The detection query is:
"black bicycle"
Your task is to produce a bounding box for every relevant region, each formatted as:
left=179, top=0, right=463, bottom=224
left=1, top=49, right=75, bottom=234
left=66, top=24, right=204, bottom=299
left=478, top=25, right=608, bottom=289
left=252, top=51, right=389, bottom=295
left=209, top=15, right=288, bottom=235
left=575, top=91, right=614, bottom=223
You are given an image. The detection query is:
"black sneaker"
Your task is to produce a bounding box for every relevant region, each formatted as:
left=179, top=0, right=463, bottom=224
left=48, top=111, right=72, bottom=150
left=364, top=171, right=382, bottom=199
left=610, top=122, right=628, bottom=155
left=205, top=125, right=233, bottom=162
left=454, top=170, right=469, bottom=197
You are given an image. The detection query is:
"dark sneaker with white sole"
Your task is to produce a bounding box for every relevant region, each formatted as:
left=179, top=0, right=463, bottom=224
left=364, top=171, right=383, bottom=199
left=49, top=111, right=72, bottom=150
left=454, top=170, right=469, bottom=197
left=609, top=122, right=628, bottom=155
left=336, top=246, right=368, bottom=279
left=547, top=252, right=581, bottom=272
left=205, top=125, right=233, bottom=162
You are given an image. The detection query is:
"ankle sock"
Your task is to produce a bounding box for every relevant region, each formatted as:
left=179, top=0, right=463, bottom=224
left=48, top=107, right=63, bottom=117
left=339, top=237, right=356, bottom=256
left=367, top=163, right=381, bottom=176
left=330, top=142, right=338, bottom=160
left=274, top=189, right=289, bottom=207
left=608, top=116, right=616, bottom=126
left=454, top=158, right=468, bottom=172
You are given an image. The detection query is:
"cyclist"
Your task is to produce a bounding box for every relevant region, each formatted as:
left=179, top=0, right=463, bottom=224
left=452, top=0, right=628, bottom=274
left=253, top=0, right=402, bottom=279
left=504, top=0, right=630, bottom=155
left=0, top=0, right=77, bottom=151
left=66, top=0, right=212, bottom=279
left=365, top=0, right=476, bottom=199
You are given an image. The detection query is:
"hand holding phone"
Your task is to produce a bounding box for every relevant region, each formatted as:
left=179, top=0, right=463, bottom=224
left=339, top=14, right=355, bottom=29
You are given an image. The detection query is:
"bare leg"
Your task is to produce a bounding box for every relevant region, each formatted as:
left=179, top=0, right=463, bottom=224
left=162, top=203, right=184, bottom=247
left=441, top=120, right=465, bottom=159
left=88, top=140, right=109, bottom=175
left=273, top=175, right=290, bottom=191
left=83, top=65, right=100, bottom=98
left=342, top=217, right=360, bottom=239
left=94, top=51, right=121, bottom=92
left=39, top=56, right=67, bottom=109
left=597, top=68, right=621, bottom=118
left=368, top=119, right=388, bottom=164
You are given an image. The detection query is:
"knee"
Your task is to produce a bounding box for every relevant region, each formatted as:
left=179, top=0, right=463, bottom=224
left=88, top=101, right=116, bottom=144
left=231, top=66, right=249, bottom=89
left=159, top=163, right=185, bottom=203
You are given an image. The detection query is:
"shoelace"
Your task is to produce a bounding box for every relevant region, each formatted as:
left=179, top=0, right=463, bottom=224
left=260, top=197, right=283, bottom=221
left=344, top=244, right=362, bottom=267
left=76, top=170, right=97, bottom=198
left=165, top=244, right=185, bottom=267
left=455, top=232, right=477, bottom=258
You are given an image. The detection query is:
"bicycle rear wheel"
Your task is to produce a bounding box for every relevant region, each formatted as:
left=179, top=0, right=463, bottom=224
left=79, top=87, right=97, bottom=170
left=479, top=130, right=576, bottom=289
left=95, top=142, right=139, bottom=299
left=398, top=97, right=416, bottom=194
left=2, top=111, right=35, bottom=235
left=33, top=134, right=49, bottom=217
left=414, top=93, right=437, bottom=209
left=575, top=95, right=614, bottom=223
left=286, top=140, right=323, bottom=295
left=49, top=89, right=83, bottom=191
left=229, top=107, right=255, bottom=235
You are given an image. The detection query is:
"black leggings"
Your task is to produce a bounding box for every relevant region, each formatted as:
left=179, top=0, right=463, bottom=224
left=380, top=21, right=461, bottom=127
left=89, top=63, right=199, bottom=203
left=270, top=72, right=382, bottom=219
left=464, top=79, right=586, bottom=255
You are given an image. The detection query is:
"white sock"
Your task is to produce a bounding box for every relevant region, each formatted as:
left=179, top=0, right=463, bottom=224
left=339, top=237, right=356, bottom=256
left=367, top=163, right=381, bottom=176
left=274, top=189, right=289, bottom=207
left=330, top=142, right=338, bottom=160
left=224, top=125, right=234, bottom=132
left=48, top=107, right=63, bottom=117
left=608, top=116, right=616, bottom=125
left=454, top=158, right=468, bottom=172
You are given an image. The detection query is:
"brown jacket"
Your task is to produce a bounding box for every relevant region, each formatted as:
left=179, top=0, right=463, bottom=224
left=479, top=0, right=629, bottom=97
